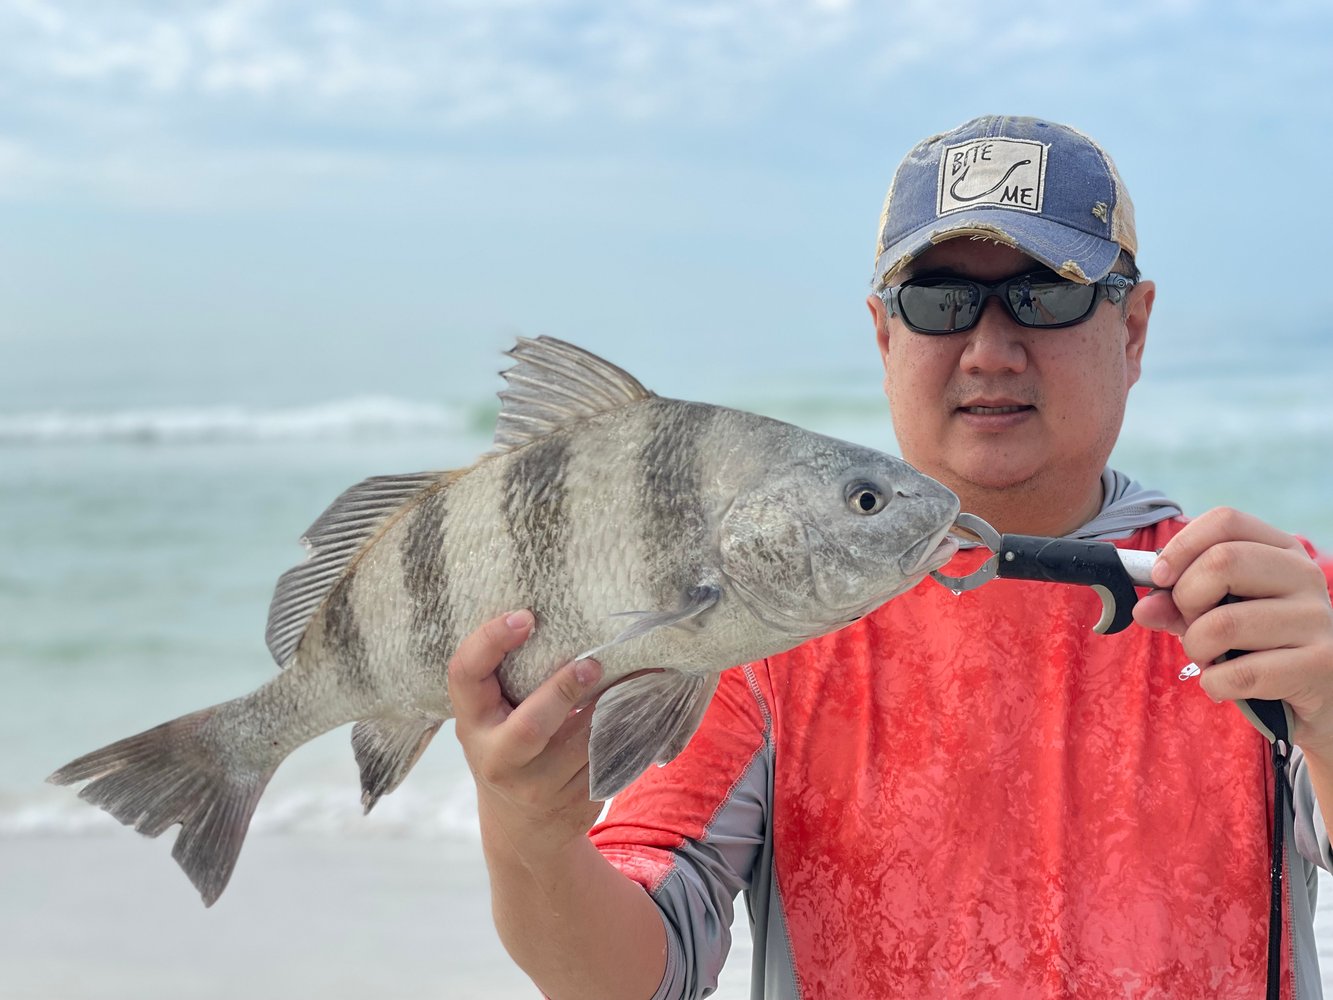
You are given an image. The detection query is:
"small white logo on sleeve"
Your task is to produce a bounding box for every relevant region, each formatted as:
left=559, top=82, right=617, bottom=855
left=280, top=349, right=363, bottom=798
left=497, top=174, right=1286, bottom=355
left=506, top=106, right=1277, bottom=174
left=937, top=138, right=1048, bottom=217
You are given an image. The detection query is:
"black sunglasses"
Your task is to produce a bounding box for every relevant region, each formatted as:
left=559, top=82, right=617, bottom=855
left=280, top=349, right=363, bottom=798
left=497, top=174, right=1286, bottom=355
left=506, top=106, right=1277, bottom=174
left=879, top=269, right=1137, bottom=335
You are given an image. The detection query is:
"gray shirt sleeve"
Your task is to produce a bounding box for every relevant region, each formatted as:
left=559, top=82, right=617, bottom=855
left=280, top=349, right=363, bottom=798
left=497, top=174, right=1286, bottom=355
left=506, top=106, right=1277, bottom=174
left=647, top=742, right=771, bottom=1000
left=1284, top=746, right=1329, bottom=1000
left=1289, top=744, right=1333, bottom=870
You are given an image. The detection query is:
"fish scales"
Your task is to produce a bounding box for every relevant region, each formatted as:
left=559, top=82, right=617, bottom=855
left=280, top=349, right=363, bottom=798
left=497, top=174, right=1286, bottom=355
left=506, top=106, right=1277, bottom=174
left=369, top=398, right=726, bottom=711
left=636, top=399, right=714, bottom=616
left=492, top=400, right=723, bottom=700
left=47, top=335, right=961, bottom=906
left=403, top=485, right=456, bottom=675
left=305, top=398, right=895, bottom=718
left=502, top=435, right=574, bottom=607
left=323, top=578, right=377, bottom=697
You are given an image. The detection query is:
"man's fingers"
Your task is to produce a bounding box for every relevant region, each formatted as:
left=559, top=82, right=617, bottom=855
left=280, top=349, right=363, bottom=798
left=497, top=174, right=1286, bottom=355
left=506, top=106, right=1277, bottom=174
left=1152, top=507, right=1304, bottom=588
left=1197, top=647, right=1327, bottom=705
left=448, top=610, right=536, bottom=727
left=499, top=659, right=603, bottom=767
left=1180, top=587, right=1332, bottom=667
left=1168, top=541, right=1323, bottom=619
left=525, top=707, right=597, bottom=787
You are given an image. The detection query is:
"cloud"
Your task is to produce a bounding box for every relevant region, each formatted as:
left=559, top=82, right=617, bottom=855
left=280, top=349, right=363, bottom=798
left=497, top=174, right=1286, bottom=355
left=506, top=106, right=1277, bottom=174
left=0, top=136, right=40, bottom=197
left=0, top=0, right=864, bottom=206
left=1, top=0, right=1329, bottom=212
left=4, top=0, right=1330, bottom=128
left=0, top=0, right=862, bottom=122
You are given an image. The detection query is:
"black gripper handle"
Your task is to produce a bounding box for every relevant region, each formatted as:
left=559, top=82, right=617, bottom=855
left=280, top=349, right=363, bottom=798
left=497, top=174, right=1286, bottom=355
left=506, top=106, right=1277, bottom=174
left=994, top=534, right=1141, bottom=635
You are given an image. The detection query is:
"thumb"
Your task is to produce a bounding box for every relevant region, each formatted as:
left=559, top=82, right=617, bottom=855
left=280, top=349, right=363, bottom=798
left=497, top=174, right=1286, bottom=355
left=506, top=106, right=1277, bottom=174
left=1132, top=589, right=1186, bottom=636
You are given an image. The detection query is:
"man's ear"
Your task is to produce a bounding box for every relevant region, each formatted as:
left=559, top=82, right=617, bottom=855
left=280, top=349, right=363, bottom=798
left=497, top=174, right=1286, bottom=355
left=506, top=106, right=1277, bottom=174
left=1123, top=279, right=1154, bottom=387
left=868, top=293, right=891, bottom=372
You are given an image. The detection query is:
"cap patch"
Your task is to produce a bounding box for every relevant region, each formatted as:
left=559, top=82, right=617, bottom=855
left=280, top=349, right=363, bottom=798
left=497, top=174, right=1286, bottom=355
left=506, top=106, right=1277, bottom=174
left=936, top=137, right=1048, bottom=217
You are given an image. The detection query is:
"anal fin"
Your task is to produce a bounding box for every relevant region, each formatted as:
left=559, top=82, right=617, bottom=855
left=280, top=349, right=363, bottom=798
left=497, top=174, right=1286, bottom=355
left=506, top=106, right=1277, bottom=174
left=352, top=716, right=444, bottom=813
left=588, top=671, right=721, bottom=801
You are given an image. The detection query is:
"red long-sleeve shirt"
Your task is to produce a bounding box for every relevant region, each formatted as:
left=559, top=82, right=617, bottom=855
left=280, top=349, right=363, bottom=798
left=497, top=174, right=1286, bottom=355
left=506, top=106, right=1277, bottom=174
left=593, top=518, right=1333, bottom=999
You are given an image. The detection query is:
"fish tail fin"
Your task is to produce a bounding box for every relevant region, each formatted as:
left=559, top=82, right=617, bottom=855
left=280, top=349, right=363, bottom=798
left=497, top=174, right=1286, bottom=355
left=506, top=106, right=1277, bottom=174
left=47, top=704, right=277, bottom=907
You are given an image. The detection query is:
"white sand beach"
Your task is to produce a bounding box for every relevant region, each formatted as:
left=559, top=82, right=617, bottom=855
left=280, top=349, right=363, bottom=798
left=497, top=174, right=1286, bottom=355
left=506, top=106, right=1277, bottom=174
left=9, top=828, right=1333, bottom=999
left=2, top=833, right=754, bottom=1000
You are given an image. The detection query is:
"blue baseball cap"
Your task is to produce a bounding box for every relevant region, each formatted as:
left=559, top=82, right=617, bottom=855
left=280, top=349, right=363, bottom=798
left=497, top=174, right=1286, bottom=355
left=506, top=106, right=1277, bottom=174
left=872, top=116, right=1138, bottom=289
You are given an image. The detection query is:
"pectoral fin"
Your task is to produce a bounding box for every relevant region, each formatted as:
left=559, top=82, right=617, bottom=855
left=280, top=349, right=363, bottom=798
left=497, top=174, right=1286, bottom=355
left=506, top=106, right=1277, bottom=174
left=577, top=584, right=721, bottom=660
left=587, top=670, right=721, bottom=801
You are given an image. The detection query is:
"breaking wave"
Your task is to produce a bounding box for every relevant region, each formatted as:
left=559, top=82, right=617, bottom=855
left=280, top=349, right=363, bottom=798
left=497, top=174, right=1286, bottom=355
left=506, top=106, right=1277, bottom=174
left=2, top=779, right=484, bottom=842
left=0, top=397, right=477, bottom=446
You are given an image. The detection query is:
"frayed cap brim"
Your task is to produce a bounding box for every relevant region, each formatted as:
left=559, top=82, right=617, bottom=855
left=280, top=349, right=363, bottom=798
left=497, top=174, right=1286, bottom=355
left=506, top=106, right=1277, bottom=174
left=873, top=210, right=1124, bottom=288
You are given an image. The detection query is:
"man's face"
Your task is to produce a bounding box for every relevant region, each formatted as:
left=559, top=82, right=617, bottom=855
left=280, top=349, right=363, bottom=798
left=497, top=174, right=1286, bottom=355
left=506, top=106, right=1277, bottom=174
left=870, top=240, right=1153, bottom=506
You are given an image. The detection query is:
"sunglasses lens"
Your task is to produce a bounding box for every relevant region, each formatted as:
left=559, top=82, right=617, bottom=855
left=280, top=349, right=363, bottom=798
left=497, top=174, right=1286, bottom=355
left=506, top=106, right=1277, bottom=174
left=1007, top=275, right=1097, bottom=327
left=894, top=272, right=1103, bottom=333
left=897, top=280, right=982, bottom=333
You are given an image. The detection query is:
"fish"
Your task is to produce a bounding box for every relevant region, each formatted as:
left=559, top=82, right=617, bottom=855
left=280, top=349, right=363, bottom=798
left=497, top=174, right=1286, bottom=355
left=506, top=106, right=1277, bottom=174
left=48, top=335, right=960, bottom=906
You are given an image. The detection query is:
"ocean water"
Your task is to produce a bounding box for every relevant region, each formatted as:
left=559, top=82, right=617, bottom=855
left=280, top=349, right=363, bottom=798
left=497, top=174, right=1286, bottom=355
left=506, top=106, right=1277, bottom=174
left=2, top=326, right=1331, bottom=996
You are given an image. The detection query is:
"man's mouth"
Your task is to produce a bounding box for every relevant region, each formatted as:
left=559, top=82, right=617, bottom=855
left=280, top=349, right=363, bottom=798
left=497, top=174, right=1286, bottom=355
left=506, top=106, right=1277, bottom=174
left=959, top=402, right=1034, bottom=415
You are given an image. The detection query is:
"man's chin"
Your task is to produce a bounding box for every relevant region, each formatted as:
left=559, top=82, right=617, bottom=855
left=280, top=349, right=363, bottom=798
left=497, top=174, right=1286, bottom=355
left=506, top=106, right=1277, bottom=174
left=899, top=441, right=1045, bottom=497
left=939, top=458, right=1044, bottom=496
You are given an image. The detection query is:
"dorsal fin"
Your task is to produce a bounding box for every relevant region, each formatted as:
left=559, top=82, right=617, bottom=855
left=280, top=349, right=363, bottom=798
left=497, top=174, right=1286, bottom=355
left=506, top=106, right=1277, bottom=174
left=492, top=336, right=654, bottom=453
left=265, top=471, right=448, bottom=667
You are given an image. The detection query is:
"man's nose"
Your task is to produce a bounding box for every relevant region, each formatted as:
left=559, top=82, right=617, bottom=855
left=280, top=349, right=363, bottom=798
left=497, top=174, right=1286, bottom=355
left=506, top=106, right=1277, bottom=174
left=960, top=298, right=1028, bottom=374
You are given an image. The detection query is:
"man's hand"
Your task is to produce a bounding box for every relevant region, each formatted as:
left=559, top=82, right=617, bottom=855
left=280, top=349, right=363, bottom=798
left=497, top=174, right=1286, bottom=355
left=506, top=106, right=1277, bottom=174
left=449, top=610, right=606, bottom=854
left=1133, top=507, right=1333, bottom=752
left=446, top=613, right=669, bottom=999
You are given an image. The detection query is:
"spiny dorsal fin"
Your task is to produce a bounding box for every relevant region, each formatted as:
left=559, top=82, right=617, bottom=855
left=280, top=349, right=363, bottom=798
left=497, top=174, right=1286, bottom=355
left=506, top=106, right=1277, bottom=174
left=265, top=471, right=448, bottom=667
left=492, top=336, right=655, bottom=453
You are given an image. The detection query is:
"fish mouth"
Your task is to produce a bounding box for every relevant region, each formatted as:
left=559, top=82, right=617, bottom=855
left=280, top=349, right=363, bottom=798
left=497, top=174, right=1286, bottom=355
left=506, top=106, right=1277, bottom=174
left=899, top=527, right=960, bottom=577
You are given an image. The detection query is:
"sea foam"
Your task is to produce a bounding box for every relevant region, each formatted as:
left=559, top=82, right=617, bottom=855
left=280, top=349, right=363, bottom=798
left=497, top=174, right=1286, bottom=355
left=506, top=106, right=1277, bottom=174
left=0, top=397, right=470, bottom=446
left=3, top=778, right=483, bottom=842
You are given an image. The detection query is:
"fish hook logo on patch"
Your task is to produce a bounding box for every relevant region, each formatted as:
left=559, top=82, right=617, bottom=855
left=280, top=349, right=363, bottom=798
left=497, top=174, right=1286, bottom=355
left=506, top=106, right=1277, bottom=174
left=937, top=137, right=1048, bottom=217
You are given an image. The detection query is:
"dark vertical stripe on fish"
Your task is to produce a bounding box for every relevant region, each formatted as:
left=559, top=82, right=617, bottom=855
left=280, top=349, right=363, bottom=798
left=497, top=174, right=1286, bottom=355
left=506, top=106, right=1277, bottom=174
left=402, top=485, right=456, bottom=673
left=502, top=436, right=572, bottom=614
left=322, top=580, right=375, bottom=695
left=638, top=400, right=711, bottom=598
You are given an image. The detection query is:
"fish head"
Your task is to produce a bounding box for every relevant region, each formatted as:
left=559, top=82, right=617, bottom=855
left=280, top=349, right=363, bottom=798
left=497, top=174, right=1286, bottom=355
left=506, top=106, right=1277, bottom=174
left=720, top=445, right=959, bottom=637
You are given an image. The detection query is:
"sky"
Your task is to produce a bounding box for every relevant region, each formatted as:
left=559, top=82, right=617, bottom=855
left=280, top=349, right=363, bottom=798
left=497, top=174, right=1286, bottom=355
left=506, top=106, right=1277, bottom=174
left=1, top=0, right=1331, bottom=410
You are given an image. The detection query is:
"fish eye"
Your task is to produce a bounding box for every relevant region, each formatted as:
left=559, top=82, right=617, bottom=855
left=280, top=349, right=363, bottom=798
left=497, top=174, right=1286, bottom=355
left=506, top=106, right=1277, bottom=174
left=845, top=481, right=887, bottom=515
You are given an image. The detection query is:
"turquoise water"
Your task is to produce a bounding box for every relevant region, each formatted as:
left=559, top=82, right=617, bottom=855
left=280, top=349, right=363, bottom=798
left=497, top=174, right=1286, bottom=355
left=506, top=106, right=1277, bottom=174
left=3, top=327, right=1331, bottom=837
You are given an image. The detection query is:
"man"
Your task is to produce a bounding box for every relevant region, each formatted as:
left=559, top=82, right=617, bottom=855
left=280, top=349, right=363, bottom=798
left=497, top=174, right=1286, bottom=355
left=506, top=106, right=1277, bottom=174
left=448, top=117, right=1333, bottom=998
